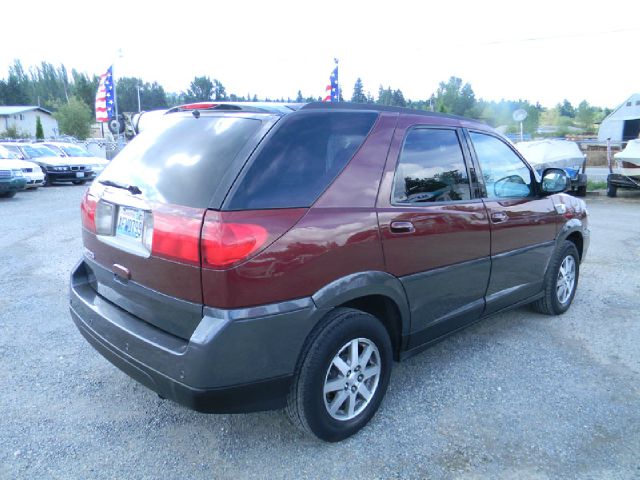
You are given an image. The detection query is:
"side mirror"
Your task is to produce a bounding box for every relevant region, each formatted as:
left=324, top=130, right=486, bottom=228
left=540, top=168, right=568, bottom=194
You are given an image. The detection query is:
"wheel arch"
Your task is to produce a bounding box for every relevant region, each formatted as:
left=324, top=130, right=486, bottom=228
left=557, top=219, right=585, bottom=260
left=311, top=271, right=411, bottom=360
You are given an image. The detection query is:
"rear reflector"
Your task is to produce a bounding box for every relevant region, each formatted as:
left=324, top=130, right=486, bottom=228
left=80, top=190, right=97, bottom=233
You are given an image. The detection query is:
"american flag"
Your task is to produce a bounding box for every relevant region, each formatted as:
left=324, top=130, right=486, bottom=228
left=323, top=59, right=339, bottom=102
left=95, top=66, right=115, bottom=122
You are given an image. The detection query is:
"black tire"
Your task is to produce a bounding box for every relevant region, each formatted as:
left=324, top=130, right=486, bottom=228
left=0, top=191, right=16, bottom=198
left=72, top=180, right=87, bottom=185
left=531, top=241, right=580, bottom=315
left=286, top=308, right=392, bottom=442
left=575, top=185, right=587, bottom=197
left=607, top=181, right=617, bottom=198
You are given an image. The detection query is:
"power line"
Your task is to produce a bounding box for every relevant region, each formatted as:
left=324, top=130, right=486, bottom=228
left=482, top=27, right=640, bottom=46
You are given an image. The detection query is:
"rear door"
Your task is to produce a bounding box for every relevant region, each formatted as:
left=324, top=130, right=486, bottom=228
left=465, top=130, right=558, bottom=314
left=81, top=112, right=274, bottom=339
left=377, top=118, right=491, bottom=348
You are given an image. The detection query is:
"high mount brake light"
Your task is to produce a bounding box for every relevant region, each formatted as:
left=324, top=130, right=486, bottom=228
left=179, top=103, right=218, bottom=110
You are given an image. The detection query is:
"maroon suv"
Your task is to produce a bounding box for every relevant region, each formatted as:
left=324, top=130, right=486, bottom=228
left=70, top=102, right=589, bottom=441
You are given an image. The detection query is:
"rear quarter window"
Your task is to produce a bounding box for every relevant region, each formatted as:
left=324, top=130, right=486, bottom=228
left=226, top=111, right=378, bottom=210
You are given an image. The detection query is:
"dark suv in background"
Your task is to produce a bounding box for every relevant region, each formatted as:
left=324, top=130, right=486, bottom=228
left=70, top=102, right=589, bottom=441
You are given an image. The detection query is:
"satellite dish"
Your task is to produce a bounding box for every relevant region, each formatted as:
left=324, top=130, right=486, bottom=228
left=513, top=109, right=528, bottom=122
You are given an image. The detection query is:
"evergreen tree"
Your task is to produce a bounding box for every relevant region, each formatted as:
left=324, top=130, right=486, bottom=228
left=434, top=76, right=476, bottom=117
left=351, top=78, right=367, bottom=103
left=35, top=116, right=44, bottom=140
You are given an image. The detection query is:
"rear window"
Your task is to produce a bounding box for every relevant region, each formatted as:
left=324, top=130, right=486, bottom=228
left=227, top=111, right=378, bottom=209
left=99, top=115, right=263, bottom=208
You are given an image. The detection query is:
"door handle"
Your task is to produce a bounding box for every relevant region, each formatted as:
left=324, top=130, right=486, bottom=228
left=490, top=211, right=508, bottom=223
left=390, top=221, right=415, bottom=234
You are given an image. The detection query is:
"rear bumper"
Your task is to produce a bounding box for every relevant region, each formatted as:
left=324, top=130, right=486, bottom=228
left=69, top=259, right=327, bottom=413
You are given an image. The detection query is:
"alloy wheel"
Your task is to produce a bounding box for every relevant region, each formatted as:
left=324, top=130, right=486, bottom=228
left=323, top=338, right=381, bottom=421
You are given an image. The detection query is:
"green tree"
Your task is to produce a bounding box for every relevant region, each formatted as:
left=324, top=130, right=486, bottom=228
left=3, top=60, right=32, bottom=105
left=434, top=76, right=477, bottom=117
left=377, top=86, right=392, bottom=105
left=35, top=116, right=44, bottom=139
left=185, top=76, right=214, bottom=102
left=213, top=79, right=227, bottom=101
left=557, top=99, right=575, bottom=118
left=296, top=90, right=304, bottom=102
left=71, top=70, right=99, bottom=114
left=575, top=100, right=595, bottom=132
left=53, top=96, right=92, bottom=139
left=351, top=78, right=367, bottom=103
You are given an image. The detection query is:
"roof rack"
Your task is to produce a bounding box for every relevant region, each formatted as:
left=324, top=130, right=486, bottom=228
left=300, top=101, right=473, bottom=122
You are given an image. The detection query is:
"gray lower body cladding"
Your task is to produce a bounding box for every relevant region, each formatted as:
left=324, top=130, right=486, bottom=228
left=69, top=259, right=326, bottom=413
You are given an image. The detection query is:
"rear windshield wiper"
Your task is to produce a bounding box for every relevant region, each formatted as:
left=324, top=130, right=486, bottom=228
left=99, top=179, right=142, bottom=195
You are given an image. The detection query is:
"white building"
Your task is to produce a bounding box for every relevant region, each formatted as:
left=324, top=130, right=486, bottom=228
left=598, top=94, right=640, bottom=142
left=0, top=106, right=59, bottom=138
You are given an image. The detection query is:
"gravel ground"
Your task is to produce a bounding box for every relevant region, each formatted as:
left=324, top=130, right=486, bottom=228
left=1, top=185, right=639, bottom=480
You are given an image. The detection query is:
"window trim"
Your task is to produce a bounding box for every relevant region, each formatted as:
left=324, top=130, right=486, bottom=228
left=463, top=129, right=540, bottom=200
left=390, top=126, right=475, bottom=207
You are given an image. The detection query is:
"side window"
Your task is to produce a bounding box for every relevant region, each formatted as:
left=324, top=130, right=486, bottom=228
left=392, top=128, right=471, bottom=204
left=228, top=111, right=377, bottom=209
left=469, top=132, right=533, bottom=199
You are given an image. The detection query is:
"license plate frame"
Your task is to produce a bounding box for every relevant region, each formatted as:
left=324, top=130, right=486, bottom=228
left=76, top=172, right=84, bottom=178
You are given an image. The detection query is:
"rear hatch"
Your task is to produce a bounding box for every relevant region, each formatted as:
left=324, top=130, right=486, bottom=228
left=80, top=111, right=277, bottom=339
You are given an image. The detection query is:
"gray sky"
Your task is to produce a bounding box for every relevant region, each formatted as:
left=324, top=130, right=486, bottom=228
left=2, top=0, right=638, bottom=108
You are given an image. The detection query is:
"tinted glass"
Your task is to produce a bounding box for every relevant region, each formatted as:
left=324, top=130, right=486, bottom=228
left=21, top=145, right=59, bottom=158
left=0, top=146, right=16, bottom=159
left=469, top=132, right=533, bottom=199
left=392, top=128, right=471, bottom=203
left=99, top=115, right=262, bottom=208
left=59, top=145, right=92, bottom=157
left=227, top=111, right=377, bottom=209
left=2, top=145, right=20, bottom=155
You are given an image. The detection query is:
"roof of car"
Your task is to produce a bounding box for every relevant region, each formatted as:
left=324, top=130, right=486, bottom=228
left=300, top=101, right=480, bottom=122
left=166, top=101, right=483, bottom=124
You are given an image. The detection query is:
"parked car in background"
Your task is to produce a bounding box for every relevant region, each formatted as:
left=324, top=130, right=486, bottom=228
left=0, top=146, right=27, bottom=198
left=0, top=143, right=95, bottom=186
left=42, top=142, right=110, bottom=176
left=70, top=102, right=589, bottom=442
left=0, top=145, right=44, bottom=189
left=515, top=140, right=588, bottom=197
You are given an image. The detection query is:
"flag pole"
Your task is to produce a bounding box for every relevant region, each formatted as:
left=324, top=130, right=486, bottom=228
left=335, top=58, right=340, bottom=102
left=113, top=49, right=123, bottom=148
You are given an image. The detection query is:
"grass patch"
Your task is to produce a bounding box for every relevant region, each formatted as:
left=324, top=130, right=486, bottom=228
left=587, top=180, right=607, bottom=191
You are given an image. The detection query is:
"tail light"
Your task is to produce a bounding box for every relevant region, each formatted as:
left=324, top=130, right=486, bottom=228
left=151, top=211, right=203, bottom=266
left=80, top=190, right=97, bottom=233
left=201, top=213, right=268, bottom=268
left=201, top=209, right=307, bottom=269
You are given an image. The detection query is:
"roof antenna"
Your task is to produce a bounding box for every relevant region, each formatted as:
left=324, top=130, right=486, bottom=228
left=192, top=109, right=200, bottom=119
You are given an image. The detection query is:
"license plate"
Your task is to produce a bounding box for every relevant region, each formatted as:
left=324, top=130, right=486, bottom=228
left=76, top=172, right=84, bottom=178
left=116, top=207, right=144, bottom=241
